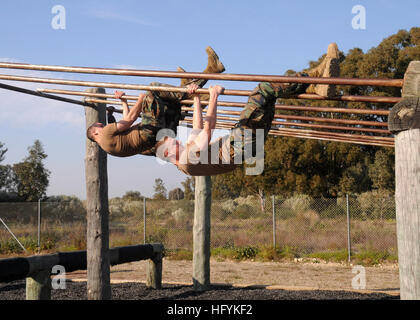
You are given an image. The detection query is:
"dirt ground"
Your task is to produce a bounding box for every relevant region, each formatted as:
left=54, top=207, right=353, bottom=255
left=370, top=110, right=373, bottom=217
left=0, top=259, right=400, bottom=300
left=67, top=258, right=399, bottom=293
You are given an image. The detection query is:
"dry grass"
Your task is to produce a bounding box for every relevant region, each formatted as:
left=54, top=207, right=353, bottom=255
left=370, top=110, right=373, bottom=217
left=0, top=197, right=397, bottom=265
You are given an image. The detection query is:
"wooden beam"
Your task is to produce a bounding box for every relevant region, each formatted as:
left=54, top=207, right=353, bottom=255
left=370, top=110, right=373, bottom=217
left=84, top=88, right=111, bottom=300
left=388, top=61, right=420, bottom=300
left=193, top=176, right=212, bottom=292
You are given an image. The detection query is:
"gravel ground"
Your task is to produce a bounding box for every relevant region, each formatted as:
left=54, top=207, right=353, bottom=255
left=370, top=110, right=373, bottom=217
left=0, top=280, right=398, bottom=300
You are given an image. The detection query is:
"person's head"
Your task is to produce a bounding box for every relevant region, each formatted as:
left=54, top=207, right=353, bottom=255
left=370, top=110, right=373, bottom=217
left=86, top=122, right=105, bottom=142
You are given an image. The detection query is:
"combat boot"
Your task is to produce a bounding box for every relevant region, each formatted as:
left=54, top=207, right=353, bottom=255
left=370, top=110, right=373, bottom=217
left=177, top=66, right=211, bottom=103
left=177, top=66, right=192, bottom=87
left=305, top=42, right=340, bottom=98
left=203, top=46, right=226, bottom=74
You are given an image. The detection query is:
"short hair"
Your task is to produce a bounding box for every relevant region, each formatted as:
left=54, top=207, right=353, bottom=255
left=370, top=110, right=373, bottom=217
left=86, top=123, right=103, bottom=142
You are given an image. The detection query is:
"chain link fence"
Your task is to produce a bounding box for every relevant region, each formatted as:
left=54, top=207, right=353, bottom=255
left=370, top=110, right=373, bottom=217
left=0, top=193, right=398, bottom=261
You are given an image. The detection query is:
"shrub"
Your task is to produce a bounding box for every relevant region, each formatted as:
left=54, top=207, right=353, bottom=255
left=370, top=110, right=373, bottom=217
left=234, top=246, right=259, bottom=260
left=282, top=194, right=312, bottom=215
left=232, top=204, right=253, bottom=219
left=357, top=191, right=395, bottom=220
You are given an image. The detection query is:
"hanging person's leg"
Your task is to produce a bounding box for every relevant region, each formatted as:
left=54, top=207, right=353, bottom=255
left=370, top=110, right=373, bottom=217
left=227, top=43, right=340, bottom=162
left=148, top=46, right=225, bottom=103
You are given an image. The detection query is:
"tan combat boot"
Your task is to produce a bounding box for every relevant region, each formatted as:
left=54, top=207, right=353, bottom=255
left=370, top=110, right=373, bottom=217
left=178, top=46, right=225, bottom=86
left=177, top=66, right=191, bottom=87
left=305, top=43, right=340, bottom=98
left=176, top=66, right=210, bottom=101
left=203, top=46, right=226, bottom=74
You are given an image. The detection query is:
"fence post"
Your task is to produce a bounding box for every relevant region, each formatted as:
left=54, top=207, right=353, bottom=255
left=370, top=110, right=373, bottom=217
left=272, top=195, right=276, bottom=248
left=146, top=244, right=163, bottom=289
left=193, top=176, right=212, bottom=292
left=346, top=194, right=351, bottom=263
left=144, top=197, right=146, bottom=244
left=388, top=60, right=420, bottom=300
left=37, top=199, right=41, bottom=251
left=26, top=270, right=51, bottom=300
left=84, top=88, right=111, bottom=300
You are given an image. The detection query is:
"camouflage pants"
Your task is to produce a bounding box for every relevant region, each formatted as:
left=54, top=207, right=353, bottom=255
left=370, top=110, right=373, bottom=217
left=139, top=78, right=209, bottom=156
left=228, top=74, right=309, bottom=159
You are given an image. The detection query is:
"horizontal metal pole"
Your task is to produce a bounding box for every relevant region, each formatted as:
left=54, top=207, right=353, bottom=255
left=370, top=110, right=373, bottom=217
left=38, top=88, right=393, bottom=115
left=179, top=106, right=388, bottom=127
left=0, top=61, right=404, bottom=87
left=266, top=131, right=394, bottom=148
left=0, top=73, right=246, bottom=96
left=38, top=88, right=401, bottom=105
left=181, top=116, right=394, bottom=143
left=0, top=82, right=96, bottom=109
left=188, top=120, right=394, bottom=146
left=181, top=112, right=391, bottom=134
left=295, top=93, right=400, bottom=104
left=274, top=105, right=390, bottom=116
left=181, top=118, right=394, bottom=143
left=84, top=97, right=388, bottom=128
left=182, top=120, right=394, bottom=148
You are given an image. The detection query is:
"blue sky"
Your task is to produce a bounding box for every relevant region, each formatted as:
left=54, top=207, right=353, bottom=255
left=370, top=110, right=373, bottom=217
left=0, top=0, right=419, bottom=199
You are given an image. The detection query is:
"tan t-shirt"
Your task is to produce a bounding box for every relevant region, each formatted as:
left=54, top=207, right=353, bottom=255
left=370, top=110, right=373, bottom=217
left=176, top=135, right=239, bottom=176
left=97, top=123, right=144, bottom=157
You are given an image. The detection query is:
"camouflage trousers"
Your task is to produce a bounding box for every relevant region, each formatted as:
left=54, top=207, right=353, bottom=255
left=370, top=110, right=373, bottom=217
left=227, top=74, right=309, bottom=160
left=139, top=78, right=208, bottom=156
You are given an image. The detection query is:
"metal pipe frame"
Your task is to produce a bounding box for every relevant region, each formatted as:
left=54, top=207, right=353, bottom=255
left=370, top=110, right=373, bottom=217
left=0, top=61, right=404, bottom=87
left=37, top=88, right=392, bottom=115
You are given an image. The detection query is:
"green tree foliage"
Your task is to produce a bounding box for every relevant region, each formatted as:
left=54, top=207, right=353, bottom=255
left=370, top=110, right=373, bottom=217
left=43, top=195, right=86, bottom=221
left=0, top=142, right=6, bottom=163
left=168, top=187, right=184, bottom=200
left=211, top=27, right=419, bottom=199
left=368, top=149, right=395, bottom=191
left=153, top=178, right=167, bottom=200
left=13, top=140, right=50, bottom=201
left=122, top=190, right=143, bottom=201
left=0, top=142, right=19, bottom=201
left=181, top=177, right=195, bottom=200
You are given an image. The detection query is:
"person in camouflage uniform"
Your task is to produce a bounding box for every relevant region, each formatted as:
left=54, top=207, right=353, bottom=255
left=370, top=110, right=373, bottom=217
left=157, top=43, right=340, bottom=176
left=86, top=46, right=225, bottom=157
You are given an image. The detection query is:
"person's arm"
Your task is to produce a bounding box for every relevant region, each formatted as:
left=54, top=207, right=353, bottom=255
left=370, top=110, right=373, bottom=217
left=185, top=84, right=202, bottom=145
left=193, top=85, right=224, bottom=150
left=114, top=91, right=145, bottom=132
left=192, top=91, right=203, bottom=129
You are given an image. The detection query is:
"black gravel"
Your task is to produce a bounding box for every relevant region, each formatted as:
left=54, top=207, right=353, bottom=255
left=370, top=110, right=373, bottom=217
left=0, top=280, right=398, bottom=300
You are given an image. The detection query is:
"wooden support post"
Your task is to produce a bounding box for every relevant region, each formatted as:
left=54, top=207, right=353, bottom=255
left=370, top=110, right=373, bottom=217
left=84, top=88, right=111, bottom=300
left=146, top=244, right=163, bottom=289
left=192, top=176, right=212, bottom=292
left=26, top=270, right=51, bottom=300
left=388, top=61, right=420, bottom=300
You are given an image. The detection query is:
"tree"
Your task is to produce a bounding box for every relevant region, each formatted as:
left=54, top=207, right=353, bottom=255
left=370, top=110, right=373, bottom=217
left=168, top=188, right=184, bottom=200
left=0, top=142, right=7, bottom=163
left=0, top=142, right=19, bottom=201
left=368, top=149, right=395, bottom=191
left=153, top=178, right=167, bottom=200
left=13, top=140, right=50, bottom=201
left=122, top=190, right=143, bottom=201
left=181, top=177, right=195, bottom=200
